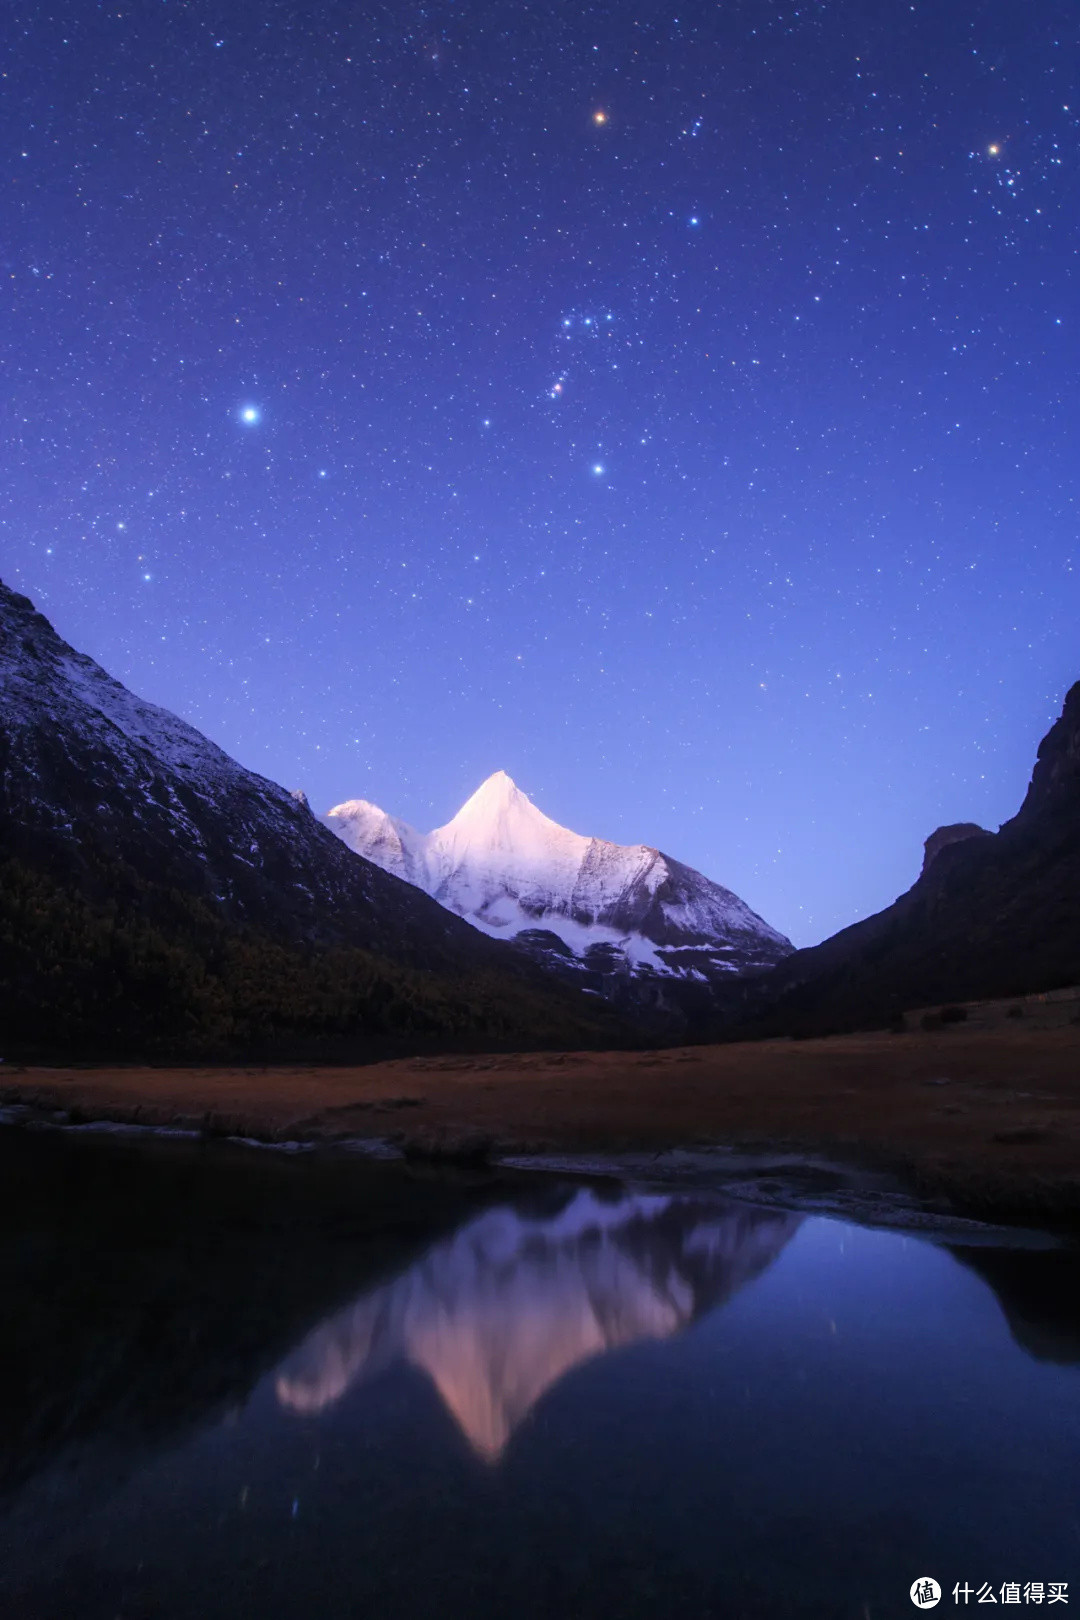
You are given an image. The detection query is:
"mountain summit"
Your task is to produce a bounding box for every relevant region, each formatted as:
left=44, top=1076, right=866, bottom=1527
left=326, top=773, right=791, bottom=982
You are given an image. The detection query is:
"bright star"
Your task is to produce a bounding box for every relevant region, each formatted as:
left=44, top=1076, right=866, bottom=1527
left=987, top=143, right=1000, bottom=156
left=592, top=109, right=608, bottom=125
left=592, top=463, right=605, bottom=476
left=239, top=405, right=261, bottom=424
left=689, top=215, right=700, bottom=226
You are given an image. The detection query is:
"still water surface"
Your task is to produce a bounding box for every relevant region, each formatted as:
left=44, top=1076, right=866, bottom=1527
left=1, top=1129, right=1078, bottom=1619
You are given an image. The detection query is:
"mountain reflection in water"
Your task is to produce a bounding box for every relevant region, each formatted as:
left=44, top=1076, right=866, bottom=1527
left=4, top=1133, right=1080, bottom=1620
left=275, top=1189, right=801, bottom=1459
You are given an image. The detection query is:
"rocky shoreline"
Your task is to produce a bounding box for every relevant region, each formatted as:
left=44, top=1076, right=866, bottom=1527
left=3, top=1009, right=1079, bottom=1231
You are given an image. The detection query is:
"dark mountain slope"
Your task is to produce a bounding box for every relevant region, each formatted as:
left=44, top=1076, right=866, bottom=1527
left=746, top=682, right=1080, bottom=1033
left=0, top=582, right=618, bottom=1057
left=1, top=580, right=488, bottom=958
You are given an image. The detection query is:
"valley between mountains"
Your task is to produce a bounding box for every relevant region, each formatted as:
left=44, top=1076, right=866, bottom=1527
left=2, top=577, right=1079, bottom=1220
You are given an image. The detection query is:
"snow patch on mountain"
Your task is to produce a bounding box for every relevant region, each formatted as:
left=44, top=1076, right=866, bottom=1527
left=326, top=771, right=792, bottom=980
left=327, top=800, right=428, bottom=886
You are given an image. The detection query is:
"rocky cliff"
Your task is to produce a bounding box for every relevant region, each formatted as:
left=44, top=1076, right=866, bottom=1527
left=748, top=682, right=1080, bottom=1031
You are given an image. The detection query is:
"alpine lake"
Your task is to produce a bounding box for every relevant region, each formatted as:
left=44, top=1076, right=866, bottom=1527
left=1, top=1123, right=1077, bottom=1620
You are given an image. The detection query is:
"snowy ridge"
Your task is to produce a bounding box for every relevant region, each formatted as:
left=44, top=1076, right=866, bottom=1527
left=326, top=771, right=792, bottom=980
left=0, top=581, right=512, bottom=965
left=1, top=582, right=310, bottom=857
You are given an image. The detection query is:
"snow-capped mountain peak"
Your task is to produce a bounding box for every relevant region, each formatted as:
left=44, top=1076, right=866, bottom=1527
left=428, top=773, right=591, bottom=901
left=326, top=773, right=792, bottom=983
left=440, top=770, right=569, bottom=851
left=324, top=798, right=426, bottom=885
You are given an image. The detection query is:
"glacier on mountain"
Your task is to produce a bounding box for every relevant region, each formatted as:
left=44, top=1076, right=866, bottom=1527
left=325, top=771, right=792, bottom=980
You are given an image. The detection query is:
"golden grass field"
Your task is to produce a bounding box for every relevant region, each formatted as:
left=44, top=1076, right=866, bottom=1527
left=3, top=989, right=1079, bottom=1219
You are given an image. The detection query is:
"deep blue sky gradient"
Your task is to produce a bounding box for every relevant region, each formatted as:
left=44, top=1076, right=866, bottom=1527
left=3, top=0, right=1078, bottom=943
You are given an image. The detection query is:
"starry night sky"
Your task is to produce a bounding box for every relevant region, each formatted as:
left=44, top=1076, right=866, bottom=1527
left=3, top=0, right=1078, bottom=945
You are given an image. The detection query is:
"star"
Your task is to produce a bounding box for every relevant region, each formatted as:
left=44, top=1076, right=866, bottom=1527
left=591, top=463, right=605, bottom=476
left=239, top=405, right=261, bottom=424
left=592, top=109, right=608, bottom=126
left=987, top=143, right=1001, bottom=156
